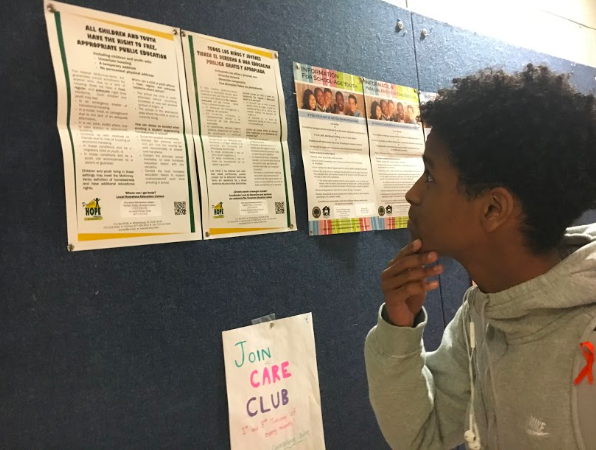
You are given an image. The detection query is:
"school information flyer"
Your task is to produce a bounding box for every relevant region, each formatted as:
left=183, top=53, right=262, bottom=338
left=294, top=63, right=376, bottom=236
left=45, top=0, right=201, bottom=250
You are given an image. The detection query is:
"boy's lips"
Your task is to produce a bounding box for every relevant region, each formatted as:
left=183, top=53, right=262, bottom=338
left=407, top=214, right=418, bottom=232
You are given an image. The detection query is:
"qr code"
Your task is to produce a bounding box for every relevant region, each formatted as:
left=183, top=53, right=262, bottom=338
left=275, top=202, right=285, bottom=214
left=174, top=201, right=187, bottom=215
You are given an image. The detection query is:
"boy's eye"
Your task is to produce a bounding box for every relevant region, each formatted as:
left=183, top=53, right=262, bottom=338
left=424, top=171, right=435, bottom=183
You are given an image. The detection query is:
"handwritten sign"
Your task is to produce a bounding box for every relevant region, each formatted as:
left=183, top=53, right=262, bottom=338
left=222, top=313, right=326, bottom=449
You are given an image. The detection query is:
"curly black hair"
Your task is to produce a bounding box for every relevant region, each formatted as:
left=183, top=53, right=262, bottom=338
left=421, top=64, right=596, bottom=253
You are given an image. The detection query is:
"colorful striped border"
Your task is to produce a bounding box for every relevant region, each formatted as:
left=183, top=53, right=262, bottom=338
left=309, top=218, right=373, bottom=236
left=371, top=216, right=409, bottom=230
left=308, top=216, right=408, bottom=235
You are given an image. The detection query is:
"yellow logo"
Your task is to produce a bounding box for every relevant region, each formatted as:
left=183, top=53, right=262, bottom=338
left=82, top=198, right=103, bottom=220
left=212, top=202, right=224, bottom=219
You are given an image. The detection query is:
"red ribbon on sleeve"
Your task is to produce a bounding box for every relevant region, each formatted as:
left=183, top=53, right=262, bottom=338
left=574, top=341, right=594, bottom=386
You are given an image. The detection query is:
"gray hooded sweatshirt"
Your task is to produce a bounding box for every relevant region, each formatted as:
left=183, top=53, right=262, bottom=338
left=365, top=224, right=596, bottom=449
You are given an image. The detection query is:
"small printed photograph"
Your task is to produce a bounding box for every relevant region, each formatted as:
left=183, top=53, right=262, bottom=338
left=296, top=82, right=366, bottom=118
left=364, top=94, right=420, bottom=124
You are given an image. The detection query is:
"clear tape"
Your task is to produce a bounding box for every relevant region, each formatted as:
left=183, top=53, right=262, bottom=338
left=251, top=313, right=276, bottom=325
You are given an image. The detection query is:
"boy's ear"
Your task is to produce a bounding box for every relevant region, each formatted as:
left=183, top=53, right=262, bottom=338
left=480, top=187, right=516, bottom=233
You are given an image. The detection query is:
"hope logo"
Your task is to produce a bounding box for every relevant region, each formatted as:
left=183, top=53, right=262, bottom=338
left=82, top=198, right=103, bottom=221
left=212, top=202, right=224, bottom=218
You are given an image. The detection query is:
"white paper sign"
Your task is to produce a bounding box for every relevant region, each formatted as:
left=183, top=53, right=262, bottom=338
left=222, top=313, right=326, bottom=450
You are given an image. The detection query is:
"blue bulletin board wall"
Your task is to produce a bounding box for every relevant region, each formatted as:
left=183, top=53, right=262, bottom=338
left=0, top=0, right=594, bottom=448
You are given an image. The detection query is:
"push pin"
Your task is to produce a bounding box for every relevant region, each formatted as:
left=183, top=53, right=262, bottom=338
left=67, top=244, right=74, bottom=252
left=421, top=28, right=429, bottom=38
left=289, top=224, right=294, bottom=229
left=295, top=63, right=300, bottom=69
left=173, top=29, right=178, bottom=35
left=47, top=3, right=56, bottom=13
left=180, top=30, right=186, bottom=37
left=396, top=20, right=404, bottom=31
left=205, top=231, right=210, bottom=238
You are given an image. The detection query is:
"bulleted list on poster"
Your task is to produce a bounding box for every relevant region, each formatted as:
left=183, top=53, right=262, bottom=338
left=294, top=63, right=377, bottom=236
left=183, top=32, right=296, bottom=239
left=45, top=0, right=201, bottom=251
left=363, top=79, right=425, bottom=230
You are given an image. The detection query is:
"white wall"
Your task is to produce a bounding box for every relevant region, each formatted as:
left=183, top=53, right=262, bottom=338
left=384, top=0, right=596, bottom=68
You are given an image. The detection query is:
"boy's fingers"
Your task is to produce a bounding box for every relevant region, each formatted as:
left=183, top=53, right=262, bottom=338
left=382, top=251, right=438, bottom=280
left=388, top=239, right=421, bottom=266
left=385, top=280, right=440, bottom=306
left=382, top=265, right=443, bottom=291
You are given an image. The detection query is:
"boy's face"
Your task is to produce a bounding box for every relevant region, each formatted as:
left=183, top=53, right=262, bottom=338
left=381, top=102, right=388, bottom=115
left=349, top=98, right=357, bottom=112
left=315, top=90, right=324, bottom=106
left=406, top=131, right=483, bottom=256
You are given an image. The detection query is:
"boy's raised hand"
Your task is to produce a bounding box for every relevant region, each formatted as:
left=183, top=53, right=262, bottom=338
left=381, top=239, right=442, bottom=327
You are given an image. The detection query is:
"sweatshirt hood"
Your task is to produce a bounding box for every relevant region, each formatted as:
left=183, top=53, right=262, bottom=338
left=467, top=223, right=596, bottom=341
